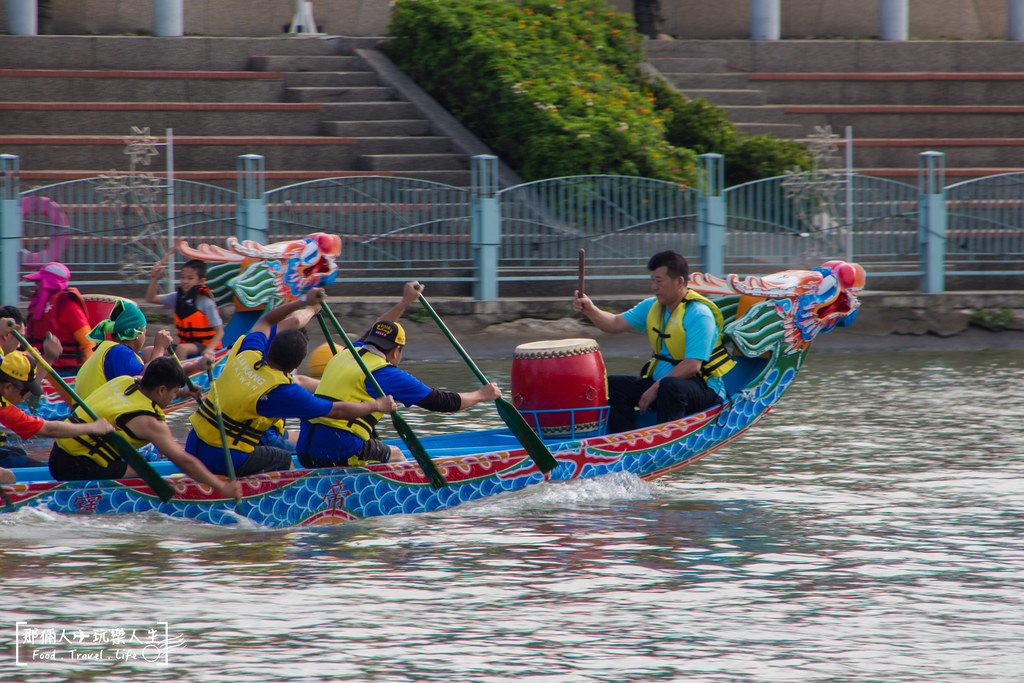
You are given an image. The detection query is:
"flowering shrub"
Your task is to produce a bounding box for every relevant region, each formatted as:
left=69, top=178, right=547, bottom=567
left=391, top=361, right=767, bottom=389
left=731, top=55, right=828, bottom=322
left=386, top=0, right=804, bottom=185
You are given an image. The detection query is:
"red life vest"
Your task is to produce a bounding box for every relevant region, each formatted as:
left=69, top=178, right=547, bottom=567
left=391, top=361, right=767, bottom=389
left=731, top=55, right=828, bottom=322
left=26, top=288, right=89, bottom=370
left=173, top=285, right=221, bottom=348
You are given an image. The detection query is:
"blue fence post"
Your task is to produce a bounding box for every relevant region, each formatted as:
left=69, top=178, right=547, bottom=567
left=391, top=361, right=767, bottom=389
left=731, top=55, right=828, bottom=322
left=697, top=153, right=726, bottom=277
left=236, top=154, right=268, bottom=244
left=471, top=155, right=500, bottom=301
left=917, top=151, right=946, bottom=293
left=0, top=155, right=22, bottom=305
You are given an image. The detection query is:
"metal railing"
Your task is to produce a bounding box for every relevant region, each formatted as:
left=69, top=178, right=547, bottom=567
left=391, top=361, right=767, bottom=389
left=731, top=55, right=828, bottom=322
left=2, top=152, right=1021, bottom=304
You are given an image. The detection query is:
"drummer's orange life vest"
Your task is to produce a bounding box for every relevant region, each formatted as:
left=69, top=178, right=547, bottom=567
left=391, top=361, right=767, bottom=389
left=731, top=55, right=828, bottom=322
left=26, top=288, right=89, bottom=370
left=174, top=285, right=221, bottom=348
left=643, top=290, right=736, bottom=380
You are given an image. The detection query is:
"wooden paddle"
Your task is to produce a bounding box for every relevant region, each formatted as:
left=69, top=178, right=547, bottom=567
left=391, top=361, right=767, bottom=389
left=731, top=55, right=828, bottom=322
left=316, top=308, right=448, bottom=490
left=415, top=292, right=559, bottom=474
left=166, top=349, right=242, bottom=509
left=203, top=358, right=243, bottom=510
left=7, top=324, right=176, bottom=502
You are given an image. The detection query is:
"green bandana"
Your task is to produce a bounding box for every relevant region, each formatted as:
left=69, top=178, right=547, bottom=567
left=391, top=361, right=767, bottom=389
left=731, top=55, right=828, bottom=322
left=87, top=300, right=147, bottom=342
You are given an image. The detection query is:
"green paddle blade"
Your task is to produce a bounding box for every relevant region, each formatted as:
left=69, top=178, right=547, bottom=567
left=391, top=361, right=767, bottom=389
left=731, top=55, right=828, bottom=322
left=495, top=398, right=559, bottom=473
left=108, top=433, right=176, bottom=502
left=390, top=411, right=447, bottom=489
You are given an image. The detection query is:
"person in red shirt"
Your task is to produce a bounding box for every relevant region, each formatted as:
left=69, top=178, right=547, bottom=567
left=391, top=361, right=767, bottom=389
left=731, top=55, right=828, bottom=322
left=0, top=351, right=114, bottom=482
left=23, top=263, right=95, bottom=372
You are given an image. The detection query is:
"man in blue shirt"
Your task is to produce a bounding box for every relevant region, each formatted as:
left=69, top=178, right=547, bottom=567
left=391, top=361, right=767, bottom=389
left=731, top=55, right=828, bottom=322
left=297, top=282, right=501, bottom=468
left=572, top=251, right=733, bottom=433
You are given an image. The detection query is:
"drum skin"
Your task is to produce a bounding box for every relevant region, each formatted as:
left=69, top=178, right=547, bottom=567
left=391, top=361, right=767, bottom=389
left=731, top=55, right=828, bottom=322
left=510, top=338, right=608, bottom=437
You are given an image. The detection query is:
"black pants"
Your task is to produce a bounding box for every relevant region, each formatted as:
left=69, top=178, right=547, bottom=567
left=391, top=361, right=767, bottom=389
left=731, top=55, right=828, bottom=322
left=607, top=374, right=721, bottom=434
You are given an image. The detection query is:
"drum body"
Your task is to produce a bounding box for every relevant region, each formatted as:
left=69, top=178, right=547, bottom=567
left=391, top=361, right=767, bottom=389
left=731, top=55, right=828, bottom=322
left=510, top=338, right=609, bottom=438
left=82, top=294, right=127, bottom=328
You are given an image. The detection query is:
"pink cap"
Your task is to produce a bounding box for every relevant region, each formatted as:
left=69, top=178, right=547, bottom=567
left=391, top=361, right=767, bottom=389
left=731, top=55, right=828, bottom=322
left=24, top=262, right=71, bottom=281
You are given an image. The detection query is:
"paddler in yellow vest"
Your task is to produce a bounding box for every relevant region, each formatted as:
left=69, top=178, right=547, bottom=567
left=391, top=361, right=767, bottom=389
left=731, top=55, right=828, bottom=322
left=47, top=357, right=239, bottom=498
left=75, top=299, right=205, bottom=404
left=185, top=288, right=398, bottom=477
left=573, top=250, right=735, bottom=433
left=296, top=281, right=501, bottom=468
left=0, top=350, right=115, bottom=483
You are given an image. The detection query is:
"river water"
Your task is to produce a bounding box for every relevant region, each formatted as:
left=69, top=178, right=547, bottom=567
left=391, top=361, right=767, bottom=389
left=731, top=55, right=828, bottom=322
left=1, top=350, right=1022, bottom=682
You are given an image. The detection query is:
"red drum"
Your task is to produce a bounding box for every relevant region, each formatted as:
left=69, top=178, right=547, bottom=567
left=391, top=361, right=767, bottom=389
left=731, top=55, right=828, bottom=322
left=82, top=294, right=127, bottom=328
left=510, top=338, right=609, bottom=438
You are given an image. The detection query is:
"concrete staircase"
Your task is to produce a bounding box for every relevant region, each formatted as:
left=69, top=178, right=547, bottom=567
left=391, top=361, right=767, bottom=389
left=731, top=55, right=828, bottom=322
left=0, top=36, right=478, bottom=189
left=647, top=40, right=1024, bottom=182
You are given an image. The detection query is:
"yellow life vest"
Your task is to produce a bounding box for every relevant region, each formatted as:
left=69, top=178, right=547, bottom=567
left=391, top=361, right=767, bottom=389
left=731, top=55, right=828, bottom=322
left=75, top=340, right=142, bottom=400
left=643, top=290, right=736, bottom=380
left=309, top=347, right=388, bottom=441
left=57, top=375, right=164, bottom=467
left=189, top=348, right=293, bottom=453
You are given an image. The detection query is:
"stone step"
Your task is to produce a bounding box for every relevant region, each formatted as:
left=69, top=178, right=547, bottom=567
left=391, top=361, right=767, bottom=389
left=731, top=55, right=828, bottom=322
left=678, top=89, right=766, bottom=106
left=0, top=102, right=324, bottom=136
left=355, top=136, right=451, bottom=154
left=0, top=134, right=361, bottom=170
left=325, top=119, right=433, bottom=137
left=749, top=72, right=1024, bottom=106
left=734, top=122, right=806, bottom=137
left=0, top=68, right=285, bottom=102
left=283, top=86, right=395, bottom=103
left=658, top=72, right=752, bottom=89
left=643, top=39, right=1024, bottom=74
left=718, top=104, right=792, bottom=124
left=851, top=137, right=1024, bottom=168
left=249, top=55, right=366, bottom=72
left=0, top=35, right=367, bottom=71
left=781, top=104, right=1024, bottom=138
left=15, top=169, right=399, bottom=191
left=283, top=71, right=380, bottom=87
left=358, top=153, right=466, bottom=172
left=648, top=57, right=731, bottom=73
left=319, top=101, right=419, bottom=121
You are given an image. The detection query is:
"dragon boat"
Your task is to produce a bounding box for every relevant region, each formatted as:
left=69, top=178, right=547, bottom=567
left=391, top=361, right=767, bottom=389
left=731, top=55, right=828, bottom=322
left=24, top=233, right=343, bottom=421
left=0, top=260, right=864, bottom=528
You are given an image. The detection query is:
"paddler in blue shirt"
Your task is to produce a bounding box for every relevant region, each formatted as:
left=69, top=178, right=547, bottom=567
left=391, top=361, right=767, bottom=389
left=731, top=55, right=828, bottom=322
left=573, top=250, right=735, bottom=433
left=296, top=281, right=501, bottom=469
left=185, top=288, right=398, bottom=477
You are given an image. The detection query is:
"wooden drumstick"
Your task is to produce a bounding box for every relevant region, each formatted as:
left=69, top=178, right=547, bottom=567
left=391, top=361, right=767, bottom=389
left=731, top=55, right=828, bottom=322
left=577, top=248, right=585, bottom=297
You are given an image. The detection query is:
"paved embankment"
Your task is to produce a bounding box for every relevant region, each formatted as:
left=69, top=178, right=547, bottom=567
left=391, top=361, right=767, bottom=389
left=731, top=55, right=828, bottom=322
left=134, top=290, right=1024, bottom=366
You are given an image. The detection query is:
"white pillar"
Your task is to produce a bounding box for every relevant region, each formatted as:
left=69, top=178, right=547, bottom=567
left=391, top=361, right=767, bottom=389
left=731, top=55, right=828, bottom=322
left=1010, top=0, right=1024, bottom=40
left=153, top=0, right=184, bottom=37
left=7, top=0, right=38, bottom=35
left=751, top=0, right=780, bottom=41
left=879, top=0, right=908, bottom=41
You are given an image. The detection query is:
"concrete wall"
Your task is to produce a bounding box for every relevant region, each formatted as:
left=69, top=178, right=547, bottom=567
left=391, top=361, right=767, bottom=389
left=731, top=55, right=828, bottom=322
left=0, top=0, right=1018, bottom=39
left=608, top=0, right=1012, bottom=40
left=0, top=0, right=391, bottom=36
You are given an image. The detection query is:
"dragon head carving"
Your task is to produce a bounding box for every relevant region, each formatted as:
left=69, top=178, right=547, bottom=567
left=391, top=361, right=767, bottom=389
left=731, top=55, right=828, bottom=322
left=690, top=260, right=865, bottom=357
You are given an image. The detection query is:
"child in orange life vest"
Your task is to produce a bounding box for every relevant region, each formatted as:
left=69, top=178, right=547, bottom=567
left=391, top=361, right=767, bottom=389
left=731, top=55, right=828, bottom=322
left=146, top=258, right=224, bottom=361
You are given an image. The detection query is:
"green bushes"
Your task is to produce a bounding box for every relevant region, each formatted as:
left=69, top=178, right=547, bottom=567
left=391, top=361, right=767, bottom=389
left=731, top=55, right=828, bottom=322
left=385, top=0, right=806, bottom=186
